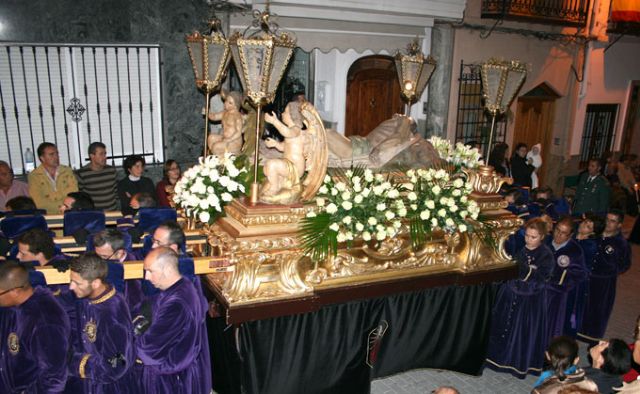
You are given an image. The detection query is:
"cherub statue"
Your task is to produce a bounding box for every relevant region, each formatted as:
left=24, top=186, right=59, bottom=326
left=205, top=90, right=244, bottom=156
left=260, top=101, right=327, bottom=204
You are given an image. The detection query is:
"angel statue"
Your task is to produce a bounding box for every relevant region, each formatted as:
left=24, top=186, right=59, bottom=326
left=260, top=101, right=327, bottom=204
left=205, top=90, right=245, bottom=156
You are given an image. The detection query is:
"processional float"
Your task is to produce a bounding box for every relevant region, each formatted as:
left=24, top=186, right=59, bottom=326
left=180, top=6, right=528, bottom=322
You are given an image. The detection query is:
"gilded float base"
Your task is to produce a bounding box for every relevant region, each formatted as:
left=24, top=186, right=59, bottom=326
left=205, top=195, right=522, bottom=311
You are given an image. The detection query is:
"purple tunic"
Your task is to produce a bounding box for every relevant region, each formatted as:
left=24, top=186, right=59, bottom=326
left=486, top=244, right=554, bottom=378
left=566, top=236, right=599, bottom=337
left=136, top=277, right=212, bottom=393
left=0, top=287, right=70, bottom=393
left=120, top=251, right=144, bottom=317
left=545, top=238, right=587, bottom=340
left=67, top=287, right=137, bottom=394
left=579, top=233, right=631, bottom=342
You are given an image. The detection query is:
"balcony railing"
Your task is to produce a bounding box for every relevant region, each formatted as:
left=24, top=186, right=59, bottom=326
left=482, top=0, right=590, bottom=27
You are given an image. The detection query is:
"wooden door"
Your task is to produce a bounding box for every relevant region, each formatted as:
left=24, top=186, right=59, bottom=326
left=513, top=98, right=556, bottom=187
left=345, top=56, right=404, bottom=137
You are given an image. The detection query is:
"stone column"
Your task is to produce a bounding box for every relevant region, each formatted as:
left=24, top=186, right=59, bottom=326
left=425, top=22, right=454, bottom=138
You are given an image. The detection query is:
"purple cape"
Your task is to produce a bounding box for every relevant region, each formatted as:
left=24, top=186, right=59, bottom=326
left=66, top=287, right=138, bottom=393
left=486, top=244, right=554, bottom=378
left=0, top=287, right=70, bottom=393
left=135, top=277, right=211, bottom=393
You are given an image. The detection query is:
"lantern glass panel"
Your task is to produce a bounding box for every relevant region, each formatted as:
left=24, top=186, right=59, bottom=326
left=267, top=45, right=294, bottom=97
left=188, top=41, right=204, bottom=81
left=502, top=69, right=526, bottom=110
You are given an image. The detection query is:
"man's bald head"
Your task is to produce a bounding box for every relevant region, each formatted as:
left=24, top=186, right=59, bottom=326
left=143, top=247, right=180, bottom=290
left=0, top=261, right=30, bottom=290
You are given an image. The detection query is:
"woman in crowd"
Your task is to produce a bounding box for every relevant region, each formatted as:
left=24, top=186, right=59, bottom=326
left=156, top=160, right=181, bottom=208
left=532, top=336, right=597, bottom=393
left=512, top=143, right=536, bottom=188
left=117, top=155, right=155, bottom=217
left=489, top=142, right=510, bottom=177
left=486, top=217, right=555, bottom=378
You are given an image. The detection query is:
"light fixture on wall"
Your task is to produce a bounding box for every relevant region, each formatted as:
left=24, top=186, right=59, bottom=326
left=394, top=40, right=436, bottom=116
left=186, top=16, right=232, bottom=158
left=229, top=4, right=296, bottom=204
left=480, top=58, right=527, bottom=164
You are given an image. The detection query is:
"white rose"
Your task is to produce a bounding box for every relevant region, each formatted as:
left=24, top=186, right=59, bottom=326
left=376, top=203, right=386, bottom=211
left=385, top=211, right=395, bottom=220
left=221, top=192, right=233, bottom=202
left=199, top=200, right=210, bottom=210
left=388, top=189, right=400, bottom=199
left=438, top=209, right=446, bottom=217
left=331, top=188, right=339, bottom=196
left=317, top=198, right=326, bottom=207
left=342, top=216, right=352, bottom=225
left=452, top=189, right=462, bottom=197
left=398, top=208, right=407, bottom=217
left=345, top=170, right=353, bottom=177
left=199, top=211, right=211, bottom=223
left=393, top=220, right=402, bottom=229
left=372, top=185, right=384, bottom=196
left=329, top=223, right=340, bottom=232
left=362, top=231, right=372, bottom=241
left=375, top=174, right=384, bottom=182
left=408, top=192, right=417, bottom=201
left=341, top=191, right=351, bottom=201
left=207, top=186, right=215, bottom=194
left=306, top=211, right=317, bottom=218
left=335, top=182, right=346, bottom=192
left=445, top=218, right=454, bottom=227
left=319, top=185, right=329, bottom=194
left=361, top=188, right=371, bottom=197
left=364, top=169, right=374, bottom=182
left=420, top=210, right=430, bottom=220
left=403, top=183, right=414, bottom=191
left=460, top=210, right=468, bottom=219
left=342, top=201, right=353, bottom=210
left=376, top=231, right=387, bottom=241
left=410, top=204, right=418, bottom=211
left=324, top=175, right=332, bottom=183
left=337, top=232, right=347, bottom=243
left=219, top=176, right=230, bottom=187
left=326, top=203, right=338, bottom=214
left=432, top=185, right=441, bottom=195
left=354, top=195, right=364, bottom=204
left=426, top=200, right=435, bottom=209
left=450, top=205, right=458, bottom=212
left=353, top=183, right=362, bottom=192
left=431, top=218, right=438, bottom=227
left=458, top=224, right=467, bottom=232
left=345, top=232, right=354, bottom=241
left=453, top=178, right=464, bottom=188
left=355, top=222, right=364, bottom=232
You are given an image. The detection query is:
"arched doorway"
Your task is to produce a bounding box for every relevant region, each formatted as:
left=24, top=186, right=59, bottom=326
left=345, top=55, right=404, bottom=137
left=513, top=82, right=561, bottom=187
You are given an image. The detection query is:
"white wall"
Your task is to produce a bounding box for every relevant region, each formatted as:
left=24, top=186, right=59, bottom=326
left=570, top=40, right=640, bottom=155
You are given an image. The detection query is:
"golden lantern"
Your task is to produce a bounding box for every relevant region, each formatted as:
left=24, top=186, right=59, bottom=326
left=186, top=17, right=232, bottom=157
left=480, top=59, right=527, bottom=164
left=229, top=6, right=296, bottom=204
left=394, top=40, right=436, bottom=115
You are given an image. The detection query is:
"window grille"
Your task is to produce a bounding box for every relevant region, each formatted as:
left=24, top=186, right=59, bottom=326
left=579, top=104, right=618, bottom=168
left=454, top=61, right=506, bottom=154
left=0, top=44, right=164, bottom=175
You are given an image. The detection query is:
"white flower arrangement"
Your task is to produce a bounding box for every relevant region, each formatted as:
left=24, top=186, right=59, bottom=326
left=300, top=168, right=406, bottom=260
left=428, top=136, right=483, bottom=169
left=173, top=153, right=248, bottom=224
left=403, top=168, right=479, bottom=239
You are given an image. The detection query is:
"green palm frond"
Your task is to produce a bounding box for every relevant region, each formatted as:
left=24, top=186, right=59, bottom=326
left=299, top=212, right=337, bottom=262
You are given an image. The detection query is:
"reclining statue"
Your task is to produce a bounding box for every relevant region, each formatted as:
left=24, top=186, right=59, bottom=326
left=325, top=114, right=441, bottom=169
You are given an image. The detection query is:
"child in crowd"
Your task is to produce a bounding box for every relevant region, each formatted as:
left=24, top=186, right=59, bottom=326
left=532, top=336, right=597, bottom=394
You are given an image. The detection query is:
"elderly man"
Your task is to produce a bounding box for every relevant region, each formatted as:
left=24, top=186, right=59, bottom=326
left=66, top=253, right=137, bottom=393
left=93, top=229, right=143, bottom=314
left=579, top=209, right=632, bottom=343
left=0, top=261, right=70, bottom=392
left=545, top=217, right=588, bottom=339
left=0, top=160, right=30, bottom=210
left=136, top=247, right=211, bottom=393
left=28, top=142, right=78, bottom=214
left=75, top=142, right=118, bottom=211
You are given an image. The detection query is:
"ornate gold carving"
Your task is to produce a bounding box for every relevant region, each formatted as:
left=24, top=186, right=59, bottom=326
left=464, top=165, right=512, bottom=195
left=205, top=185, right=521, bottom=305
